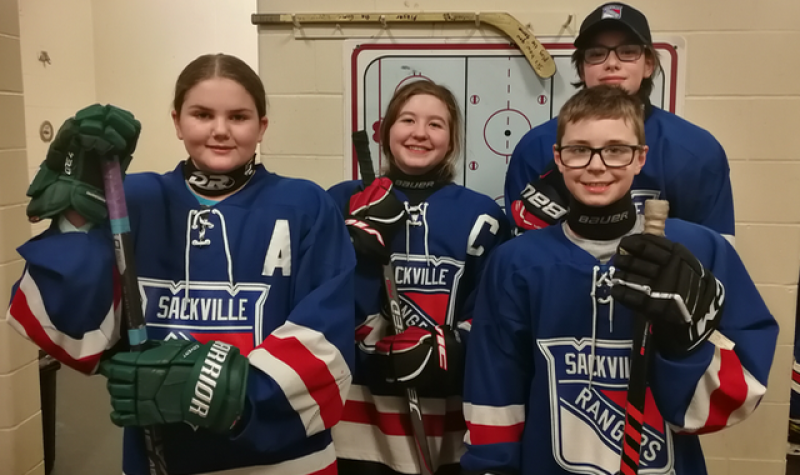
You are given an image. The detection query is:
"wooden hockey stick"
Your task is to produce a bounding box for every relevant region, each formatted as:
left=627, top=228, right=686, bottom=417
left=252, top=12, right=556, bottom=79
left=101, top=157, right=169, bottom=475
left=618, top=199, right=668, bottom=475
left=352, top=130, right=435, bottom=475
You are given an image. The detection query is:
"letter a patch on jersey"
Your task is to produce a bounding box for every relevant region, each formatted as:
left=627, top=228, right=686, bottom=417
left=538, top=338, right=675, bottom=475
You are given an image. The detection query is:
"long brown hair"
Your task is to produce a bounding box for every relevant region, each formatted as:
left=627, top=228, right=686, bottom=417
left=379, top=80, right=462, bottom=181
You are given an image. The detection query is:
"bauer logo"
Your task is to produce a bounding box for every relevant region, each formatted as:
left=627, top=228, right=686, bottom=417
left=538, top=338, right=674, bottom=475
left=390, top=255, right=465, bottom=329
left=138, top=278, right=270, bottom=354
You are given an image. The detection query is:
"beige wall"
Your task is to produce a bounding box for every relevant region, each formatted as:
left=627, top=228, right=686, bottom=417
left=0, top=0, right=45, bottom=473
left=14, top=1, right=258, bottom=473
left=256, top=1, right=800, bottom=474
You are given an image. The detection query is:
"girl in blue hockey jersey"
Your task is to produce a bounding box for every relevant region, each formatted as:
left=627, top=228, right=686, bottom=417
left=7, top=54, right=356, bottom=475
left=462, top=85, right=777, bottom=475
left=328, top=80, right=510, bottom=475
left=506, top=2, right=734, bottom=243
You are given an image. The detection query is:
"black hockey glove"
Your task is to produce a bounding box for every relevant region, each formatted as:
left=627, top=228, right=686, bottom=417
left=509, top=160, right=569, bottom=232
left=26, top=104, right=141, bottom=224
left=346, top=177, right=406, bottom=264
left=376, top=325, right=464, bottom=395
left=611, top=234, right=725, bottom=357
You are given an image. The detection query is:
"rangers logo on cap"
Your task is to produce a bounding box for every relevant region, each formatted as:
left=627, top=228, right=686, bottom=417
left=601, top=5, right=623, bottom=19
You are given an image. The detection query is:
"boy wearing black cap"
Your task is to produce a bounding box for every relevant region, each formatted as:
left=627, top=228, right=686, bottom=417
left=504, top=3, right=735, bottom=246
left=463, top=85, right=776, bottom=475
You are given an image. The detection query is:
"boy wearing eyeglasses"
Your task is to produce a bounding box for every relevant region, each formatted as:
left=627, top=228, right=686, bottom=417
left=462, top=85, right=777, bottom=475
left=505, top=3, right=734, bottom=246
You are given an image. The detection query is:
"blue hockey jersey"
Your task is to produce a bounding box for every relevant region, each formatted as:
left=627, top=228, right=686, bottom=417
left=504, top=107, right=735, bottom=241
left=328, top=180, right=510, bottom=475
left=462, top=219, right=777, bottom=475
left=7, top=164, right=356, bottom=475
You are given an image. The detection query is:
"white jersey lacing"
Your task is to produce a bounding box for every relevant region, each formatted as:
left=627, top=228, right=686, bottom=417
left=184, top=207, right=235, bottom=298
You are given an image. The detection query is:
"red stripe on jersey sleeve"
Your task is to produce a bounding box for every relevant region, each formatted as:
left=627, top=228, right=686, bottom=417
left=466, top=420, right=524, bottom=445
left=8, top=288, right=101, bottom=374
left=702, top=348, right=748, bottom=432
left=792, top=369, right=800, bottom=385
left=265, top=334, right=344, bottom=429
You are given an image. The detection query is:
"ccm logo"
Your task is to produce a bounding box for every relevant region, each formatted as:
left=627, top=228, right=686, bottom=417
left=521, top=183, right=568, bottom=220
left=435, top=326, right=448, bottom=370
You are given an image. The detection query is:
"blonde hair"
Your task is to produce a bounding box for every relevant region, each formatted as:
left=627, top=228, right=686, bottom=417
left=380, top=80, right=462, bottom=181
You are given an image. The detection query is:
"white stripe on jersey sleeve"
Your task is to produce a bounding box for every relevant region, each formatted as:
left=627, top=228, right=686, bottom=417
left=676, top=344, right=765, bottom=433
left=249, top=321, right=351, bottom=436
left=7, top=269, right=119, bottom=371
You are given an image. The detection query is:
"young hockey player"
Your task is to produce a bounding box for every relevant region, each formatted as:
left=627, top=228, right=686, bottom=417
left=7, top=53, right=356, bottom=475
left=462, top=85, right=777, bottom=475
left=328, top=80, right=510, bottom=475
left=505, top=2, right=734, bottom=243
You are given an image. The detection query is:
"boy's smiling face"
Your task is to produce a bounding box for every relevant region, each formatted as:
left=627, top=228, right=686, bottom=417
left=554, top=117, right=647, bottom=207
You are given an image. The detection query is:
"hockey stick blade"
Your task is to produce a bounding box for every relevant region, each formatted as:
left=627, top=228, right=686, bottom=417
left=252, top=12, right=556, bottom=79
left=618, top=199, right=668, bottom=475
left=353, top=130, right=435, bottom=475
left=101, top=157, right=169, bottom=475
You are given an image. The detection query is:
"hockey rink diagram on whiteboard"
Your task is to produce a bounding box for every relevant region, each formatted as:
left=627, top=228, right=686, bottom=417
left=347, top=40, right=680, bottom=210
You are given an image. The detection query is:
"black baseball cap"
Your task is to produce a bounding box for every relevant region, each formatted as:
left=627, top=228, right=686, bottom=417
left=574, top=3, right=652, bottom=48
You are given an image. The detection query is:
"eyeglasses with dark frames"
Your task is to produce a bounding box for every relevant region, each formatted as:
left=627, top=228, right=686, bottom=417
left=555, top=144, right=643, bottom=169
left=583, top=44, right=645, bottom=65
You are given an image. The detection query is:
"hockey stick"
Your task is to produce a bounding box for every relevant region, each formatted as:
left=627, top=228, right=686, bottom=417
left=352, top=130, right=435, bottom=475
left=618, top=199, right=668, bottom=475
left=101, top=157, right=169, bottom=475
left=252, top=12, right=556, bottom=79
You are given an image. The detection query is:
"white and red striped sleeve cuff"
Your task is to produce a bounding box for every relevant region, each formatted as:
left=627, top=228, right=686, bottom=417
left=6, top=269, right=120, bottom=374
left=676, top=345, right=766, bottom=434
left=464, top=402, right=525, bottom=445
left=248, top=321, right=352, bottom=436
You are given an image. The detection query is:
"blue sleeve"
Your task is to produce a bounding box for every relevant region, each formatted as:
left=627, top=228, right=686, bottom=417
left=7, top=226, right=119, bottom=373
left=234, top=187, right=356, bottom=452
left=649, top=226, right=777, bottom=432
left=665, top=139, right=735, bottom=239
left=462, top=247, right=530, bottom=475
left=458, top=203, right=512, bottom=344
left=504, top=123, right=556, bottom=224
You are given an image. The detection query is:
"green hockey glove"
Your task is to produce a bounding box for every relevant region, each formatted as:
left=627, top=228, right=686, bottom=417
left=26, top=104, right=141, bottom=224
left=99, top=340, right=249, bottom=433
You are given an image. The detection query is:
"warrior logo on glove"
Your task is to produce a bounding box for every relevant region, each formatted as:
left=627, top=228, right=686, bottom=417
left=611, top=234, right=726, bottom=356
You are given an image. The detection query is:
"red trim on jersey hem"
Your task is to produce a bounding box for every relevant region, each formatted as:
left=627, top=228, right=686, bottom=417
left=265, top=334, right=344, bottom=429
left=309, top=460, right=337, bottom=475
left=342, top=399, right=466, bottom=437
left=465, top=420, right=524, bottom=445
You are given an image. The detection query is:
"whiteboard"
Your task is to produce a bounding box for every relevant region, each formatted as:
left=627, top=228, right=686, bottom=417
left=344, top=38, right=684, bottom=210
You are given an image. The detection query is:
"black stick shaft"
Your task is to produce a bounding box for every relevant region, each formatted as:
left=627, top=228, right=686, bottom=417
left=353, top=131, right=434, bottom=475
left=619, top=200, right=668, bottom=475
left=101, top=158, right=169, bottom=475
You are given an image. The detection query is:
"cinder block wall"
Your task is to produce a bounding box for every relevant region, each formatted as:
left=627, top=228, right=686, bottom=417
left=0, top=0, right=45, bottom=473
